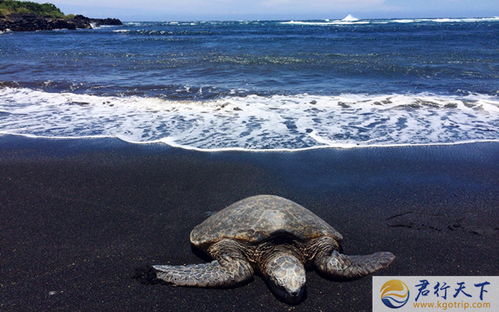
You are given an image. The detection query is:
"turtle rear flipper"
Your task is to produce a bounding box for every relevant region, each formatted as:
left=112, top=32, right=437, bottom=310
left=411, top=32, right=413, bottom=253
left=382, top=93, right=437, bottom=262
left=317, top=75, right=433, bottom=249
left=152, top=258, right=253, bottom=287
left=315, top=250, right=395, bottom=278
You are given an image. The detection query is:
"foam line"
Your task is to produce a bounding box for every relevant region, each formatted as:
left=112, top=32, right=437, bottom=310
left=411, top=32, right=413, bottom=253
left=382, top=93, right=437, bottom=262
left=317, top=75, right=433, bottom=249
left=0, top=87, right=498, bottom=151
left=280, top=16, right=499, bottom=26
left=1, top=132, right=499, bottom=153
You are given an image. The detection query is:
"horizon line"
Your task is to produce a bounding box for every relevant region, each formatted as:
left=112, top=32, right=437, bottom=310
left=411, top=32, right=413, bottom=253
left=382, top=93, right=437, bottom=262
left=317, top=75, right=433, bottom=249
left=114, top=15, right=499, bottom=22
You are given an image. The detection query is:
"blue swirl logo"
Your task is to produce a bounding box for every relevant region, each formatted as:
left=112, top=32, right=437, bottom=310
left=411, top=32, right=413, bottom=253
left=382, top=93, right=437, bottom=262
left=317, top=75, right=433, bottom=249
left=380, top=280, right=410, bottom=309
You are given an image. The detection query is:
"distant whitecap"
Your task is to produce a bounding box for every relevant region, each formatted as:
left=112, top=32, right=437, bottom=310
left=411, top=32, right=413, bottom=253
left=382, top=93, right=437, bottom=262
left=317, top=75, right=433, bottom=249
left=341, top=14, right=359, bottom=22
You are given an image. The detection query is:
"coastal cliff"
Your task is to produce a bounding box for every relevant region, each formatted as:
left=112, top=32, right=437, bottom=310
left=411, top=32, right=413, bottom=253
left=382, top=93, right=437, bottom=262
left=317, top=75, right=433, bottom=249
left=0, top=0, right=122, bottom=31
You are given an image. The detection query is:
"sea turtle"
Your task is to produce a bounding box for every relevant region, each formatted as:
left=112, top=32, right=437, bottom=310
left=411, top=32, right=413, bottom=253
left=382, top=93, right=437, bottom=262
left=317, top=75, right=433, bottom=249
left=149, top=195, right=395, bottom=303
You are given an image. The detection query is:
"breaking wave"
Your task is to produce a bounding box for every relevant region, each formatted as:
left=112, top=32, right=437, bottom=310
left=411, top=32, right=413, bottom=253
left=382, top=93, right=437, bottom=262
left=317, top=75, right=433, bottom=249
left=1, top=87, right=498, bottom=151
left=281, top=16, right=499, bottom=26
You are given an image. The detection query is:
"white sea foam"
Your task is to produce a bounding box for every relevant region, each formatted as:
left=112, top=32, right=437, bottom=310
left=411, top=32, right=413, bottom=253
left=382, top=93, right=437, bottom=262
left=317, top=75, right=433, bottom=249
left=0, top=87, right=498, bottom=151
left=281, top=20, right=370, bottom=26
left=281, top=20, right=369, bottom=26
left=125, top=22, right=145, bottom=26
left=341, top=14, right=359, bottom=22
left=390, top=17, right=499, bottom=24
left=281, top=16, right=499, bottom=26
left=430, top=17, right=499, bottom=23
left=392, top=19, right=415, bottom=23
left=114, top=29, right=173, bottom=35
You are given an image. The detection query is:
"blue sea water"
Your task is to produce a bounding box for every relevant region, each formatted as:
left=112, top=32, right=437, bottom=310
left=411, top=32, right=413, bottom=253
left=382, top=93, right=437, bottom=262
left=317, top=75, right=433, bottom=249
left=0, top=17, right=498, bottom=150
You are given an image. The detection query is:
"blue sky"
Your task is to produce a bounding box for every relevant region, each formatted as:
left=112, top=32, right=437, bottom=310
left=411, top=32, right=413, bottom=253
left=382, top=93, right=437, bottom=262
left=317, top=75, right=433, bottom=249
left=37, top=0, right=499, bottom=20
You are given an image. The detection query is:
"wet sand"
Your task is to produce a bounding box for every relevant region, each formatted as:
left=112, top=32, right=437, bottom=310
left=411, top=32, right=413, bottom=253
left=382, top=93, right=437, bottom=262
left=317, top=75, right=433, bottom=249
left=0, top=135, right=498, bottom=311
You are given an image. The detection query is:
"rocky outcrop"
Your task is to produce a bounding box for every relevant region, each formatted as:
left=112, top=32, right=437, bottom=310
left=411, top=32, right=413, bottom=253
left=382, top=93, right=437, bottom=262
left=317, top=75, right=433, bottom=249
left=91, top=17, right=122, bottom=26
left=69, top=15, right=123, bottom=28
left=0, top=13, right=122, bottom=32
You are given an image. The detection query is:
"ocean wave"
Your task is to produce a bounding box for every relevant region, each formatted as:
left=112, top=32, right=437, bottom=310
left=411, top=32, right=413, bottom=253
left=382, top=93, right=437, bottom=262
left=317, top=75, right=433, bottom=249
left=391, top=19, right=414, bottom=23
left=110, top=29, right=217, bottom=36
left=281, top=20, right=369, bottom=26
left=124, top=22, right=148, bottom=26
left=281, top=16, right=499, bottom=26
left=429, top=17, right=499, bottom=23
left=0, top=87, right=498, bottom=151
left=112, top=29, right=175, bottom=35
left=341, top=14, right=359, bottom=22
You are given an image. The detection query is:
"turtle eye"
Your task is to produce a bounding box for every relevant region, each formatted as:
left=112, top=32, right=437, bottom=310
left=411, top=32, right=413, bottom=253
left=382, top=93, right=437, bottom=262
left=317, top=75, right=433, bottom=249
left=338, top=244, right=344, bottom=253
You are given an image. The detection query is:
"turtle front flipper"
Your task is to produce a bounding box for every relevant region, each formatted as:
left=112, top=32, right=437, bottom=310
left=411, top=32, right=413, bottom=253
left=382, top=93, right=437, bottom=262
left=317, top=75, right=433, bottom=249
left=152, top=258, right=254, bottom=287
left=315, top=250, right=395, bottom=278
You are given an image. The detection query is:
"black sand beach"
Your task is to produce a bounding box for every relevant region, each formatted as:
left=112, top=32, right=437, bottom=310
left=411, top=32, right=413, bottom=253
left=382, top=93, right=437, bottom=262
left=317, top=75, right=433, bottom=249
left=0, top=135, right=498, bottom=311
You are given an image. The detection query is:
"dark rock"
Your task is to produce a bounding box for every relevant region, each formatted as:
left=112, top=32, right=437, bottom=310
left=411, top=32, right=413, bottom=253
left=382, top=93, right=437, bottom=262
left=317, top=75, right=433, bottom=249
left=338, top=101, right=350, bottom=108
left=51, top=19, right=77, bottom=30
left=0, top=13, right=122, bottom=32
left=72, top=15, right=92, bottom=29
left=90, top=18, right=123, bottom=26
left=1, top=13, right=45, bottom=31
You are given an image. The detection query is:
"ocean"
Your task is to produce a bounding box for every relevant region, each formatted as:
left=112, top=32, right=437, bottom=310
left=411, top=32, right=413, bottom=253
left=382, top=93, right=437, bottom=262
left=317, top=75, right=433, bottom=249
left=1, top=16, right=498, bottom=150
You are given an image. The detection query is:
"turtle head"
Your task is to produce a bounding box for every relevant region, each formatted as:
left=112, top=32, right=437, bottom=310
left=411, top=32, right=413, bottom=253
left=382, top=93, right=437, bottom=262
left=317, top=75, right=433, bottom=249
left=263, top=252, right=306, bottom=304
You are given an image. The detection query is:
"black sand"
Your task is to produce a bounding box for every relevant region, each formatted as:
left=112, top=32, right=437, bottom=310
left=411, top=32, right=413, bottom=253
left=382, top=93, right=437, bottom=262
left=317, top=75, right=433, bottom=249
left=0, top=135, right=498, bottom=311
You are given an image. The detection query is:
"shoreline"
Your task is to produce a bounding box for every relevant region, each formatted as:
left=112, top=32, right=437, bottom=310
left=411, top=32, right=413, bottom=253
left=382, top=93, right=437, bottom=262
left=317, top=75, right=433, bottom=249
left=2, top=132, right=499, bottom=153
left=1, top=135, right=498, bottom=311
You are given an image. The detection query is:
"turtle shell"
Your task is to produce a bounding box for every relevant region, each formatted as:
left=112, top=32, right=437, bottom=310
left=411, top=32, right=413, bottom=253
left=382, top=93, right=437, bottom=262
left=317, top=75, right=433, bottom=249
left=190, top=195, right=343, bottom=247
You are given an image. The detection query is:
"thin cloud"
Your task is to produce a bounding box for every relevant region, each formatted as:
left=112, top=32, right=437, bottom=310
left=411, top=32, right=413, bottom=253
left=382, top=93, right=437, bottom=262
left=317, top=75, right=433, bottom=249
left=43, top=0, right=387, bottom=13
left=261, top=0, right=385, bottom=9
